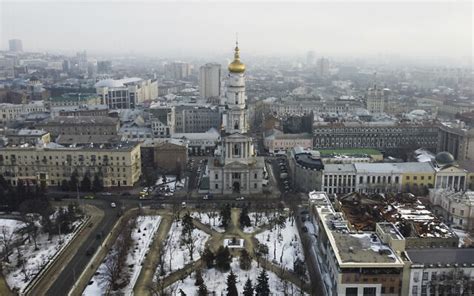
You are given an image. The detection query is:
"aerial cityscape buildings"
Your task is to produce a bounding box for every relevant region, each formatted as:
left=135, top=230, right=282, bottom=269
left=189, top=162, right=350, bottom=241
left=0, top=2, right=472, bottom=295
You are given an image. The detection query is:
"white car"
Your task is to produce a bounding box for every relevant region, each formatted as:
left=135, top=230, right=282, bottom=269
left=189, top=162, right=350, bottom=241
left=110, top=202, right=116, bottom=208
left=236, top=196, right=245, bottom=201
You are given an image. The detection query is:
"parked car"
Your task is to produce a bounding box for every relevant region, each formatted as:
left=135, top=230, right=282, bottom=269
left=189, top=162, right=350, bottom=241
left=83, top=195, right=95, bottom=200
left=110, top=202, right=116, bottom=208
left=121, top=192, right=131, bottom=196
left=236, top=196, right=245, bottom=201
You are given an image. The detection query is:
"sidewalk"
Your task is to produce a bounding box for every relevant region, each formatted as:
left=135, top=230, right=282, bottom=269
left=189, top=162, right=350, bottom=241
left=27, top=204, right=103, bottom=296
left=133, top=213, right=173, bottom=296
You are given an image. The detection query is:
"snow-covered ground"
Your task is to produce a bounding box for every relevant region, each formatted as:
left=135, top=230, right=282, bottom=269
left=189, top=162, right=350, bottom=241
left=166, top=258, right=308, bottom=295
left=453, top=228, right=471, bottom=247
left=0, top=216, right=84, bottom=293
left=191, top=211, right=225, bottom=233
left=244, top=212, right=271, bottom=233
left=255, top=216, right=305, bottom=272
left=157, top=219, right=210, bottom=277
left=155, top=175, right=185, bottom=196
left=83, top=215, right=161, bottom=295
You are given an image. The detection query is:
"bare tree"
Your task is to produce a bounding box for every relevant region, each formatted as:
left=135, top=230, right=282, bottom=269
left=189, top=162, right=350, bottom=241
left=18, top=216, right=39, bottom=250
left=0, top=226, right=15, bottom=263
left=100, top=252, right=121, bottom=292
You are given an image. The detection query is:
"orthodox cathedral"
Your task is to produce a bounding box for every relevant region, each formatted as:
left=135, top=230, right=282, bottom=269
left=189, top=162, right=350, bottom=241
left=208, top=43, right=265, bottom=195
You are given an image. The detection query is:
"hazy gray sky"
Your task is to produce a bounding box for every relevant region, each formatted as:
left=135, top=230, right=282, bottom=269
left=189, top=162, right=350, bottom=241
left=1, top=1, right=472, bottom=59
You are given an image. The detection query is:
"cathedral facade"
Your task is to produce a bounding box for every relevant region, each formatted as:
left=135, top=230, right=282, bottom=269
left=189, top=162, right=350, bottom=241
left=208, top=43, right=265, bottom=195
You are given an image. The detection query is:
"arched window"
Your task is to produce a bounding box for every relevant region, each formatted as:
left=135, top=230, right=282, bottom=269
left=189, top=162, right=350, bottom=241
left=234, top=120, right=239, bottom=130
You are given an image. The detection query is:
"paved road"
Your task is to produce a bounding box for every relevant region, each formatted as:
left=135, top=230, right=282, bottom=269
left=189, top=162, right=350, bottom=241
left=293, top=204, right=325, bottom=296
left=45, top=200, right=121, bottom=296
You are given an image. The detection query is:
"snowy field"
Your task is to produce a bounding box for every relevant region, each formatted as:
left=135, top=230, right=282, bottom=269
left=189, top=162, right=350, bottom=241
left=244, top=212, right=271, bottom=233
left=155, top=175, right=185, bottom=196
left=166, top=258, right=308, bottom=295
left=1, top=216, right=84, bottom=293
left=255, top=216, right=305, bottom=272
left=157, top=219, right=210, bottom=277
left=191, top=211, right=225, bottom=233
left=83, top=215, right=161, bottom=295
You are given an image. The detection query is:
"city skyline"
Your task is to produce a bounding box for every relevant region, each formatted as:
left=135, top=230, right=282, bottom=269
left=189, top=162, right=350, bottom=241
left=1, top=1, right=472, bottom=60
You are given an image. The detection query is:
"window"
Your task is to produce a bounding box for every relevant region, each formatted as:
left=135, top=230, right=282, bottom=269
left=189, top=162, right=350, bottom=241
left=412, top=286, right=418, bottom=296
left=460, top=210, right=464, bottom=216
left=215, top=184, right=218, bottom=189
left=254, top=183, right=257, bottom=189
left=254, top=173, right=257, bottom=179
left=422, top=272, right=428, bottom=281
left=406, top=176, right=410, bottom=180
left=363, top=287, right=376, bottom=296
left=215, top=173, right=218, bottom=180
left=345, top=288, right=358, bottom=296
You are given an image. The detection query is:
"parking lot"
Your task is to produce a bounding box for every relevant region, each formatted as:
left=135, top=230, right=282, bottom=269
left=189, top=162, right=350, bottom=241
left=270, top=154, right=293, bottom=194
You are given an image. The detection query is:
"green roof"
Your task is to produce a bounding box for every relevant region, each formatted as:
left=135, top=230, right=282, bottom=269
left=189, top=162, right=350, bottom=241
left=49, top=93, right=97, bottom=101
left=319, top=148, right=382, bottom=157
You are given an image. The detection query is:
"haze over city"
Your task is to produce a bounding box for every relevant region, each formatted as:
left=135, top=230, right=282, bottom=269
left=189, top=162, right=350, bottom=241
left=1, top=1, right=474, bottom=295
left=1, top=1, right=473, bottom=61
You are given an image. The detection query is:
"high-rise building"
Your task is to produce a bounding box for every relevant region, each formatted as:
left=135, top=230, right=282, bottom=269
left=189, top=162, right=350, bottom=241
left=366, top=85, right=385, bottom=114
left=316, top=57, right=330, bottom=77
left=208, top=42, right=264, bottom=195
left=164, top=62, right=192, bottom=80
left=8, top=39, right=23, bottom=52
left=199, top=63, right=221, bottom=99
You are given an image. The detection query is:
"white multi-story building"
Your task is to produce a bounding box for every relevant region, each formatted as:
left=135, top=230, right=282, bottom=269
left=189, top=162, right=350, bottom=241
left=310, top=192, right=405, bottom=296
left=430, top=190, right=474, bottom=231
left=406, top=248, right=474, bottom=296
left=208, top=43, right=264, bottom=195
left=0, top=101, right=47, bottom=125
left=199, top=63, right=221, bottom=99
left=95, top=77, right=158, bottom=109
left=366, top=85, right=385, bottom=114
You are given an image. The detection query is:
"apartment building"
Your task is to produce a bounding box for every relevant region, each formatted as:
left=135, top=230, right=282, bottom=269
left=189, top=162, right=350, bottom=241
left=0, top=142, right=141, bottom=188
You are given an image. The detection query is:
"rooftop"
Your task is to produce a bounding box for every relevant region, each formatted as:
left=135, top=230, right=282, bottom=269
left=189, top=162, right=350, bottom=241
left=319, top=148, right=382, bottom=157
left=95, top=77, right=143, bottom=88
left=315, top=193, right=404, bottom=267
left=39, top=116, right=118, bottom=126
left=407, top=248, right=474, bottom=266
left=49, top=93, right=98, bottom=102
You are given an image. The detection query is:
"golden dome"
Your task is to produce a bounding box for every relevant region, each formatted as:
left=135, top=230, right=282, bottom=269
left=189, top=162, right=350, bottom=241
left=228, top=43, right=246, bottom=73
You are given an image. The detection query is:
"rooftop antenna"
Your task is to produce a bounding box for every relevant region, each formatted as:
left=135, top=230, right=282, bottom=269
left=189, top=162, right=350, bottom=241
left=236, top=32, right=239, bottom=47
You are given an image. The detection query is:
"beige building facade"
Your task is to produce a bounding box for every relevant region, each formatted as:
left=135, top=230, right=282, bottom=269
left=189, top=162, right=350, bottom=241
left=0, top=143, right=141, bottom=188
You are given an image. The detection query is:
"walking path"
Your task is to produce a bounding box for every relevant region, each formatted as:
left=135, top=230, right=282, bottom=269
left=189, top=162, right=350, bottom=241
left=139, top=207, right=311, bottom=294
left=133, top=211, right=173, bottom=296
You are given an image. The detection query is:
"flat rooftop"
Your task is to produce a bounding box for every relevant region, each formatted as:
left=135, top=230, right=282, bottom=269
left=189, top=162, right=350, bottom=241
left=407, top=248, right=474, bottom=266
left=319, top=148, right=382, bottom=157
left=332, top=232, right=399, bottom=264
